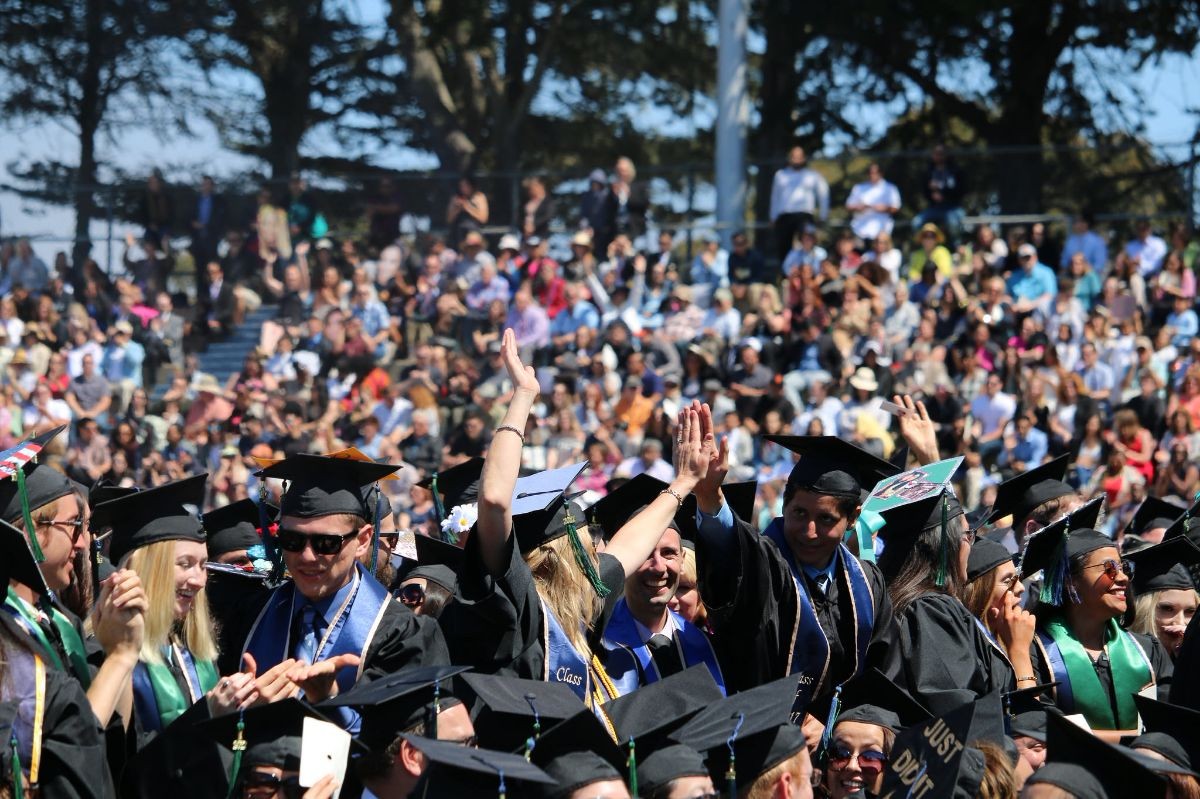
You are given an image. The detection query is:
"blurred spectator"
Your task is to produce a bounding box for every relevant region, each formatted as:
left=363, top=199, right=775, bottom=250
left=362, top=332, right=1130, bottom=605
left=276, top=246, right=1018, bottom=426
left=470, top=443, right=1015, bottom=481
left=446, top=176, right=489, bottom=248
left=617, top=438, right=674, bottom=481
left=906, top=224, right=954, bottom=281
left=365, top=176, right=403, bottom=250
left=190, top=175, right=225, bottom=266
left=521, top=176, right=556, bottom=239
left=65, top=353, right=111, bottom=422
left=845, top=162, right=901, bottom=243
left=1119, top=219, right=1168, bottom=277
left=287, top=174, right=318, bottom=242
left=769, top=146, right=830, bottom=264
left=1007, top=243, right=1057, bottom=314
left=140, top=169, right=173, bottom=246
left=608, top=157, right=650, bottom=247
left=8, top=238, right=50, bottom=294
left=728, top=231, right=768, bottom=286
left=913, top=144, right=966, bottom=240
left=970, top=373, right=1016, bottom=465
left=1060, top=210, right=1107, bottom=271
left=581, top=169, right=613, bottom=252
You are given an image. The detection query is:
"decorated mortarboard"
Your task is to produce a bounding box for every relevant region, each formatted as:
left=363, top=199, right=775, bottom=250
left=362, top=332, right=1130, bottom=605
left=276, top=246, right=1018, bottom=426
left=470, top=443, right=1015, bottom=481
left=321, top=664, right=471, bottom=753
left=97, top=473, right=208, bottom=566
left=865, top=456, right=963, bottom=572
left=1035, top=708, right=1167, bottom=799
left=966, top=538, right=1013, bottom=583
left=529, top=710, right=626, bottom=799
left=1162, top=496, right=1200, bottom=543
left=1133, top=694, right=1200, bottom=769
left=256, top=453, right=399, bottom=520
left=204, top=499, right=278, bottom=560
left=986, top=453, right=1074, bottom=526
left=459, top=672, right=586, bottom=756
left=417, top=457, right=484, bottom=523
left=1019, top=496, right=1112, bottom=605
left=878, top=696, right=980, bottom=799
left=670, top=674, right=807, bottom=794
left=511, top=462, right=608, bottom=597
left=0, top=427, right=73, bottom=561
left=1127, top=536, right=1200, bottom=594
left=1126, top=496, right=1187, bottom=538
left=1003, top=681, right=1057, bottom=741
left=407, top=737, right=555, bottom=798
left=763, top=435, right=899, bottom=500
left=398, top=534, right=464, bottom=593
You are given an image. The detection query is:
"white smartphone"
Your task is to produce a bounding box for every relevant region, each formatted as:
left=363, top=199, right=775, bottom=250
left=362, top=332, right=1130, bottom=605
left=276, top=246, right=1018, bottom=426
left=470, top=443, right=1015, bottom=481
left=299, top=716, right=350, bottom=798
left=879, top=400, right=909, bottom=417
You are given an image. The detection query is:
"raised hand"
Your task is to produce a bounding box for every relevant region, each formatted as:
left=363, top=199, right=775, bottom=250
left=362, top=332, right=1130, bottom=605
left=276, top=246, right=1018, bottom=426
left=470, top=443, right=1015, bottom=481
left=692, top=402, right=729, bottom=512
left=501, top=328, right=539, bottom=396
left=301, top=775, right=340, bottom=799
left=206, top=671, right=260, bottom=715
left=92, top=569, right=147, bottom=659
left=990, top=590, right=1035, bottom=658
left=244, top=654, right=303, bottom=705
left=285, top=653, right=362, bottom=703
left=672, top=405, right=711, bottom=492
left=892, top=394, right=940, bottom=466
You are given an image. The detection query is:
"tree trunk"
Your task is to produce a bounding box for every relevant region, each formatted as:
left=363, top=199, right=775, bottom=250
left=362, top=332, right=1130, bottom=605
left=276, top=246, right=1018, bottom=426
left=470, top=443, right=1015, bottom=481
left=752, top=5, right=802, bottom=255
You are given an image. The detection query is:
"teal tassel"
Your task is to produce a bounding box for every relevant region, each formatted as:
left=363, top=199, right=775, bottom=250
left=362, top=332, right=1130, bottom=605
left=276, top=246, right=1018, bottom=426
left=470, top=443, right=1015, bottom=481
left=1039, top=531, right=1070, bottom=606
left=818, top=684, right=843, bottom=762
left=431, top=472, right=445, bottom=523
left=565, top=506, right=609, bottom=598
left=225, top=711, right=246, bottom=799
left=10, top=732, right=22, bottom=799
left=523, top=693, right=541, bottom=761
left=14, top=468, right=43, bottom=563
left=934, top=495, right=949, bottom=588
left=627, top=737, right=638, bottom=796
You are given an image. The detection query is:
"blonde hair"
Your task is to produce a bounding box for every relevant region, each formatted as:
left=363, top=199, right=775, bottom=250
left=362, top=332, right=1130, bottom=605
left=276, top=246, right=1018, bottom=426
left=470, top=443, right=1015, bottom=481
left=1131, top=589, right=1200, bottom=638
left=974, top=740, right=1017, bottom=799
left=679, top=548, right=709, bottom=628
left=741, top=749, right=808, bottom=799
left=525, top=534, right=604, bottom=657
left=124, top=540, right=218, bottom=665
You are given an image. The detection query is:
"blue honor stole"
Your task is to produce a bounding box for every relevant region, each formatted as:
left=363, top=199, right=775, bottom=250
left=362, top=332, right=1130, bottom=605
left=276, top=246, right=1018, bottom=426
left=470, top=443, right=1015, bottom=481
left=242, top=563, right=392, bottom=695
left=601, top=600, right=726, bottom=697
left=540, top=598, right=592, bottom=702
left=763, top=519, right=875, bottom=720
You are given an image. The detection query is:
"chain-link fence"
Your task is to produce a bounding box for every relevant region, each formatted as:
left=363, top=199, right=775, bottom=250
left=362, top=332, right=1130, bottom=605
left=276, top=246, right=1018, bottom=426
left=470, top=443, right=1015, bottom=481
left=3, top=141, right=1198, bottom=275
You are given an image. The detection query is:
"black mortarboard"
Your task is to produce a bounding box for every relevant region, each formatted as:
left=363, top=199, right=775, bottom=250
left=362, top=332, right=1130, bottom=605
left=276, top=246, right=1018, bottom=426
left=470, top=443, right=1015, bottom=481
left=966, top=538, right=1013, bottom=583
left=460, top=673, right=586, bottom=754
left=321, top=664, right=471, bottom=753
left=764, top=435, right=898, bottom=499
left=722, top=481, right=758, bottom=525
left=1134, top=695, right=1200, bottom=769
left=398, top=534, right=464, bottom=593
left=0, top=519, right=48, bottom=594
left=1037, top=708, right=1167, bottom=799
left=511, top=462, right=589, bottom=553
left=636, top=744, right=709, bottom=797
left=1126, top=496, right=1186, bottom=537
left=88, top=480, right=139, bottom=510
left=1019, top=497, right=1113, bottom=604
left=1003, top=682, right=1056, bottom=741
left=195, top=697, right=354, bottom=774
left=1162, top=497, right=1200, bottom=543
left=1128, top=536, right=1200, bottom=594
left=586, top=473, right=678, bottom=540
left=877, top=488, right=964, bottom=542
left=417, top=457, right=484, bottom=511
left=671, top=675, right=807, bottom=792
left=408, top=737, right=555, bottom=797
left=889, top=444, right=910, bottom=471
left=987, top=453, right=1074, bottom=525
left=605, top=665, right=724, bottom=757
left=0, top=459, right=75, bottom=526
left=827, top=667, right=931, bottom=733
left=98, top=474, right=208, bottom=566
left=204, top=499, right=277, bottom=560
left=530, top=710, right=625, bottom=799
left=878, top=697, right=980, bottom=799
left=258, top=453, right=399, bottom=519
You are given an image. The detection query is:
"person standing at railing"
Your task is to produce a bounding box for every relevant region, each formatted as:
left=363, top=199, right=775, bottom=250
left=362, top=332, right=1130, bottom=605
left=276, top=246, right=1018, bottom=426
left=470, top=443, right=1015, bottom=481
left=770, top=146, right=830, bottom=265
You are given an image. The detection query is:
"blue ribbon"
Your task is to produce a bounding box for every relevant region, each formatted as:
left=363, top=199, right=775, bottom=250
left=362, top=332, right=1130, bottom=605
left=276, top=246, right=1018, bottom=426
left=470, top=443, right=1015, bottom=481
left=847, top=508, right=884, bottom=563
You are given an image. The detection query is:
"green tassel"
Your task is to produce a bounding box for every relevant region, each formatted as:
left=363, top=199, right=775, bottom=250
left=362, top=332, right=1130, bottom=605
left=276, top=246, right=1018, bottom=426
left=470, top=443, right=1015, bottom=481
left=370, top=485, right=383, bottom=574
left=627, top=737, right=638, bottom=796
left=564, top=506, right=609, bottom=598
left=10, top=732, right=23, bottom=799
left=225, top=712, right=246, bottom=799
left=1039, top=530, right=1069, bottom=606
left=14, top=468, right=43, bottom=563
left=934, top=495, right=948, bottom=588
left=431, top=472, right=445, bottom=523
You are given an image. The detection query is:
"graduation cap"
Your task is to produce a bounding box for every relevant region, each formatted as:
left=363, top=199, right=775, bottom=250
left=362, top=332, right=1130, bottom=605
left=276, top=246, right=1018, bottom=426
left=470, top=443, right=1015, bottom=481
left=529, top=710, right=626, bottom=799
left=204, top=499, right=278, bottom=560
left=636, top=744, right=709, bottom=799
left=586, top=473, right=678, bottom=541
left=1162, top=496, right=1200, bottom=543
left=605, top=664, right=725, bottom=752
left=417, top=457, right=484, bottom=520
left=408, top=737, right=555, bottom=798
left=0, top=428, right=74, bottom=561
left=0, top=518, right=48, bottom=595
left=763, top=435, right=898, bottom=499
left=986, top=453, right=1074, bottom=526
left=825, top=667, right=931, bottom=734
left=1133, top=694, right=1200, bottom=769
left=1003, top=682, right=1056, bottom=741
left=671, top=674, right=807, bottom=794
left=397, top=534, right=464, bottom=594
left=1127, top=536, right=1200, bottom=595
left=1030, top=708, right=1167, bottom=799
left=875, top=487, right=964, bottom=585
left=1019, top=497, right=1114, bottom=605
left=1126, top=496, right=1187, bottom=538
left=321, top=664, right=471, bottom=753
left=459, top=672, right=587, bottom=755
left=966, top=538, right=1013, bottom=583
left=511, top=463, right=608, bottom=596
left=257, top=453, right=399, bottom=520
left=878, top=696, right=980, bottom=799
left=722, top=481, right=758, bottom=525
left=88, top=479, right=139, bottom=515
left=97, top=473, right=208, bottom=566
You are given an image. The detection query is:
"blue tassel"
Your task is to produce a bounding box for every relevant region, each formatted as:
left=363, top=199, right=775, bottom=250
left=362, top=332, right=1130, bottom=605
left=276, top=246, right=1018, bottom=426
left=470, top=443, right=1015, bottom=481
left=818, top=684, right=843, bottom=760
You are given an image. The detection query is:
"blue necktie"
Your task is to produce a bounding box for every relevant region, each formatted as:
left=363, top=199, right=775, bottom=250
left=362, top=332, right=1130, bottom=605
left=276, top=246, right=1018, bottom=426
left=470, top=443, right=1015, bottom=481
left=293, top=604, right=319, bottom=664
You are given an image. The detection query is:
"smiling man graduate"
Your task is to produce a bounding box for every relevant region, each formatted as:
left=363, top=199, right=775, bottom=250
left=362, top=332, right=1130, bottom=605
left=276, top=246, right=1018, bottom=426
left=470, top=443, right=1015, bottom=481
left=233, top=454, right=448, bottom=710
left=690, top=404, right=900, bottom=746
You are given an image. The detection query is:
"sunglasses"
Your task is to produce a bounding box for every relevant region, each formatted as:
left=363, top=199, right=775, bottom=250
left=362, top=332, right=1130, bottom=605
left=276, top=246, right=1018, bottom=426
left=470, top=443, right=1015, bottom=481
left=1082, top=558, right=1135, bottom=581
left=243, top=772, right=302, bottom=799
left=828, top=745, right=888, bottom=776
left=275, top=528, right=357, bottom=556
left=398, top=584, right=426, bottom=607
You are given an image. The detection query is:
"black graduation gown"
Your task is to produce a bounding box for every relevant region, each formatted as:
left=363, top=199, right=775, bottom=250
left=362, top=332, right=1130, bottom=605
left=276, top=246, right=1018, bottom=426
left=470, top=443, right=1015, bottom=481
left=694, top=513, right=896, bottom=709
left=1171, top=611, right=1200, bottom=709
left=218, top=578, right=450, bottom=679
left=1031, top=627, right=1173, bottom=719
left=886, top=592, right=1015, bottom=715
left=437, top=531, right=625, bottom=682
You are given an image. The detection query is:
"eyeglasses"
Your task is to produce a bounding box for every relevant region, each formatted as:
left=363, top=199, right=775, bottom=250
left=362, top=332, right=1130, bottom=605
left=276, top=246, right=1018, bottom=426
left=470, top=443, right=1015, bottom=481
left=274, top=528, right=357, bottom=556
left=37, top=517, right=85, bottom=543
left=1081, top=558, right=1135, bottom=581
left=398, top=584, right=426, bottom=607
left=242, top=772, right=302, bottom=799
left=378, top=532, right=400, bottom=545
left=444, top=734, right=478, bottom=748
left=998, top=573, right=1022, bottom=592
left=828, top=745, right=888, bottom=776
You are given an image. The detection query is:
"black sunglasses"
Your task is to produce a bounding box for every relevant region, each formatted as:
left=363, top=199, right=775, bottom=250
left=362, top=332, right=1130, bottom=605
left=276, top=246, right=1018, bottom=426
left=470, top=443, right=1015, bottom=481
left=243, top=772, right=302, bottom=799
left=275, top=528, right=357, bottom=556
left=398, top=584, right=426, bottom=607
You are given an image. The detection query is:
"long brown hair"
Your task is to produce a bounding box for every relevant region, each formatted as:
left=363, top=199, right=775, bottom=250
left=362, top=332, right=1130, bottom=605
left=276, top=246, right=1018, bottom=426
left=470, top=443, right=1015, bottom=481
left=962, top=566, right=1001, bottom=632
left=881, top=521, right=966, bottom=617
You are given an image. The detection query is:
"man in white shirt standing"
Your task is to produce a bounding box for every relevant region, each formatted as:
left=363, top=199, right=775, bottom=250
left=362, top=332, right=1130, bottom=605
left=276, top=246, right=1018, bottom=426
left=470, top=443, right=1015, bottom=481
left=769, top=146, right=830, bottom=265
left=1119, top=219, right=1168, bottom=278
left=970, top=373, right=1016, bottom=467
left=845, top=162, right=901, bottom=243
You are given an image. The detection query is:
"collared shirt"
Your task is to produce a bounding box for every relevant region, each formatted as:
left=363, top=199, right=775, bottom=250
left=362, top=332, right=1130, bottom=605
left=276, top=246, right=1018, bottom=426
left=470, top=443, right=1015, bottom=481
left=801, top=559, right=838, bottom=598
left=632, top=611, right=681, bottom=644
left=298, top=567, right=361, bottom=651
